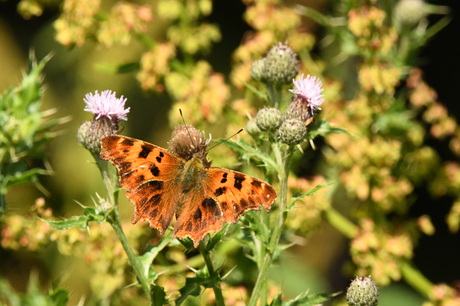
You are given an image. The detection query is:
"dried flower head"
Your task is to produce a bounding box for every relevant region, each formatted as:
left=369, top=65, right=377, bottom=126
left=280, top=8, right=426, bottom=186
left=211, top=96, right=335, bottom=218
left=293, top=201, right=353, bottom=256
left=83, top=90, right=130, bottom=122
left=168, top=124, right=212, bottom=166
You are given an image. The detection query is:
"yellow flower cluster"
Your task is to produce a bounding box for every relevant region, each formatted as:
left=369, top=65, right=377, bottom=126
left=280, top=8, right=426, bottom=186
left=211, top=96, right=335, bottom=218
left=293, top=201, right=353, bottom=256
left=54, top=0, right=152, bottom=48
left=166, top=61, right=229, bottom=126
left=351, top=219, right=413, bottom=285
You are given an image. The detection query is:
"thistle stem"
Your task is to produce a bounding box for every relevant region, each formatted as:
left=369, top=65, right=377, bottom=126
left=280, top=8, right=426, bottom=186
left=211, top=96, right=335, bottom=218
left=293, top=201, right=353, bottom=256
left=199, top=245, right=225, bottom=306
left=110, top=209, right=153, bottom=304
left=248, top=144, right=290, bottom=306
left=97, top=157, right=153, bottom=304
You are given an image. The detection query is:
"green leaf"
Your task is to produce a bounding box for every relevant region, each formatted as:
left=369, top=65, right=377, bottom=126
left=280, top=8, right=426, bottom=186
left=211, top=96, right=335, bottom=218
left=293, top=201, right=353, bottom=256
left=138, top=233, right=172, bottom=283
left=152, top=285, right=167, bottom=306
left=223, top=138, right=279, bottom=173
left=46, top=215, right=91, bottom=230
left=289, top=184, right=329, bottom=208
left=45, top=204, right=108, bottom=230
left=270, top=290, right=337, bottom=306
left=48, top=287, right=69, bottom=306
left=242, top=80, right=269, bottom=102
left=204, top=224, right=229, bottom=251
left=176, top=277, right=204, bottom=305
left=307, top=120, right=349, bottom=140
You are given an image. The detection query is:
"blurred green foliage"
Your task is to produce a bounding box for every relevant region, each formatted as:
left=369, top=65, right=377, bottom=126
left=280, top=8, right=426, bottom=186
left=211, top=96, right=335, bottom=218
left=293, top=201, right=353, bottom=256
left=0, top=54, right=68, bottom=214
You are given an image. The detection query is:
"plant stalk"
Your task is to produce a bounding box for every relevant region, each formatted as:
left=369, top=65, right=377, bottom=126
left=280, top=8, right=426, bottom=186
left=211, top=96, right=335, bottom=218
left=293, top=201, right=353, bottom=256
left=248, top=145, right=290, bottom=306
left=199, top=245, right=225, bottom=306
left=97, top=157, right=153, bottom=304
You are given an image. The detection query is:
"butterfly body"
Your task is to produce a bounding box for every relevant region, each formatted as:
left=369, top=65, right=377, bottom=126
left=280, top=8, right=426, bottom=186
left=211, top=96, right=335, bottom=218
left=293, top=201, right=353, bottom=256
left=100, top=134, right=277, bottom=247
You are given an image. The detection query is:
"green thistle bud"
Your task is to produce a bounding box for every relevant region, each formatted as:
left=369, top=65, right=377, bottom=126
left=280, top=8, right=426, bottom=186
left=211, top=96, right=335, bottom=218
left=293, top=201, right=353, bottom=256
left=251, top=58, right=267, bottom=82
left=264, top=42, right=299, bottom=85
left=256, top=107, right=283, bottom=132
left=395, top=0, right=427, bottom=26
left=346, top=276, right=379, bottom=306
left=245, top=118, right=261, bottom=136
left=278, top=118, right=307, bottom=145
left=77, top=117, right=118, bottom=156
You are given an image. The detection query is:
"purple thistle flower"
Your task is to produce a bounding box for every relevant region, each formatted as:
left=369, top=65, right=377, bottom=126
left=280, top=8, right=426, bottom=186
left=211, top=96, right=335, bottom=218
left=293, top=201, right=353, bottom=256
left=83, top=90, right=130, bottom=122
left=289, top=74, right=324, bottom=114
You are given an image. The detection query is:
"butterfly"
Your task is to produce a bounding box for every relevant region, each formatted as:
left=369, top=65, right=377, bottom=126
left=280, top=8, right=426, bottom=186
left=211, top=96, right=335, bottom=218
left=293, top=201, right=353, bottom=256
left=100, top=125, right=277, bottom=247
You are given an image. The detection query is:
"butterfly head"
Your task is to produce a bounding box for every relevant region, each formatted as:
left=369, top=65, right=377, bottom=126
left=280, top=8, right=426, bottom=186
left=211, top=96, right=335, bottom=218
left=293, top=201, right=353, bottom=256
left=168, top=124, right=212, bottom=167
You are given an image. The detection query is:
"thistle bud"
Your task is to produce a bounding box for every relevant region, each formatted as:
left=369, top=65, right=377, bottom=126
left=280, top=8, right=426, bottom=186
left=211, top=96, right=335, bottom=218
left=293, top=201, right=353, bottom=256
left=245, top=118, right=261, bottom=136
left=77, top=117, right=118, bottom=155
left=346, top=276, right=379, bottom=306
left=251, top=58, right=267, bottom=82
left=264, top=42, right=299, bottom=85
left=278, top=118, right=307, bottom=145
left=395, top=0, right=427, bottom=26
left=256, top=107, right=283, bottom=132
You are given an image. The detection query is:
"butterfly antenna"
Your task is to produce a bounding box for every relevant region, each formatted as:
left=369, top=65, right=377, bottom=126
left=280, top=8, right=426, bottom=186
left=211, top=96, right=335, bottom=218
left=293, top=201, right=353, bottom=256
left=179, top=109, right=199, bottom=149
left=207, top=128, right=244, bottom=152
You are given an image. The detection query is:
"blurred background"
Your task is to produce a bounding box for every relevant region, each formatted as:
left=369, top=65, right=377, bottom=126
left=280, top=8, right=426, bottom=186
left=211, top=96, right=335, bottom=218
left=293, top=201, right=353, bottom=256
left=1, top=0, right=460, bottom=305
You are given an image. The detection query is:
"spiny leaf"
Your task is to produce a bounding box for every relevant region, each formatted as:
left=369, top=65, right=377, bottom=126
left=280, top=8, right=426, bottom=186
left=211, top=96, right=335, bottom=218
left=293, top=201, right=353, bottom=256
left=270, top=290, right=337, bottom=305
left=223, top=138, right=279, bottom=173
left=176, top=277, right=205, bottom=305
left=289, top=184, right=329, bottom=208
left=45, top=205, right=108, bottom=230
left=152, top=285, right=167, bottom=306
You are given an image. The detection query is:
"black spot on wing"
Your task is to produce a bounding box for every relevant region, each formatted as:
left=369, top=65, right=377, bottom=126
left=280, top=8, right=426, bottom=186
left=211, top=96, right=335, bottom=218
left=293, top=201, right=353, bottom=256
left=139, top=144, right=153, bottom=158
left=136, top=180, right=163, bottom=192
left=202, top=198, right=221, bottom=217
left=234, top=174, right=246, bottom=190
left=119, top=162, right=131, bottom=171
left=121, top=138, right=135, bottom=146
left=221, top=172, right=228, bottom=184
left=150, top=165, right=160, bottom=176
left=139, top=193, right=161, bottom=213
left=194, top=209, right=202, bottom=221
left=156, top=156, right=162, bottom=163
left=251, top=180, right=262, bottom=188
left=215, top=187, right=226, bottom=197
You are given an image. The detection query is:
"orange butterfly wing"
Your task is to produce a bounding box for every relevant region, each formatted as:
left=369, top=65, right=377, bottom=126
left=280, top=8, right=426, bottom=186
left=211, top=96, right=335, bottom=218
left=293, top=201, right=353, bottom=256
left=100, top=135, right=183, bottom=234
left=173, top=168, right=277, bottom=247
left=101, top=135, right=277, bottom=248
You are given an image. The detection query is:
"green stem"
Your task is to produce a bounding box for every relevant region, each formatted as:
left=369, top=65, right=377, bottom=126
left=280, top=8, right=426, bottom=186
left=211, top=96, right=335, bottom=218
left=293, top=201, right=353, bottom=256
left=97, top=157, right=152, bottom=304
left=266, top=84, right=282, bottom=108
left=110, top=209, right=152, bottom=304
left=199, top=245, right=225, bottom=306
left=322, top=207, right=357, bottom=239
left=324, top=207, right=435, bottom=299
left=248, top=145, right=290, bottom=306
left=400, top=260, right=434, bottom=299
left=0, top=192, right=6, bottom=216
